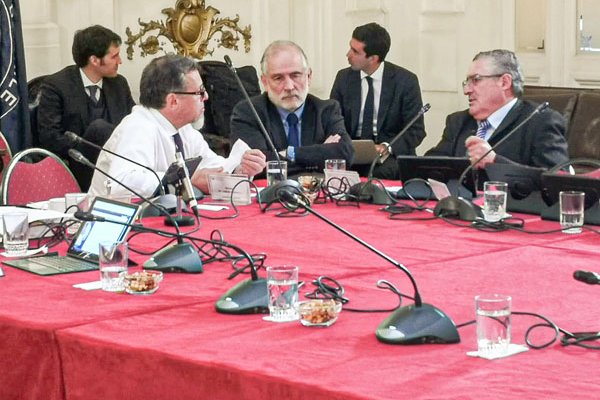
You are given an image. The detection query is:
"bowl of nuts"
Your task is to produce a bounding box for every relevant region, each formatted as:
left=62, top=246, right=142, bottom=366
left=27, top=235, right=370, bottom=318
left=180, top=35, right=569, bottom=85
left=122, top=270, right=163, bottom=295
left=297, top=299, right=342, bottom=327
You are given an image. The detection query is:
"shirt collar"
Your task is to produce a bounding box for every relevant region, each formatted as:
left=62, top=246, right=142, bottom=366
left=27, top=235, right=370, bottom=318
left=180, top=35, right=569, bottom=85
left=277, top=103, right=306, bottom=123
left=79, top=68, right=103, bottom=89
left=486, top=97, right=518, bottom=130
left=360, top=62, right=384, bottom=81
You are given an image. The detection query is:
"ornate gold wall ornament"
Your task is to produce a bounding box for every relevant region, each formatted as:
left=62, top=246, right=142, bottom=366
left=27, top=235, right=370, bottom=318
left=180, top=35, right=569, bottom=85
left=125, top=0, right=251, bottom=60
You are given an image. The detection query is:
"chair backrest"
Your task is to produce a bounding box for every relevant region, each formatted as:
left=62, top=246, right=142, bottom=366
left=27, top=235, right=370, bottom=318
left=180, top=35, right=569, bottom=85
left=198, top=61, right=260, bottom=137
left=27, top=75, right=49, bottom=147
left=1, top=148, right=81, bottom=205
left=0, top=130, right=13, bottom=183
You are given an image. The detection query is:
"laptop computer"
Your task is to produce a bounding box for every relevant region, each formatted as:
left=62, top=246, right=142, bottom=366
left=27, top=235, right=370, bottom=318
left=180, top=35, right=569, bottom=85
left=3, top=197, right=141, bottom=275
left=352, top=140, right=380, bottom=165
left=395, top=156, right=477, bottom=200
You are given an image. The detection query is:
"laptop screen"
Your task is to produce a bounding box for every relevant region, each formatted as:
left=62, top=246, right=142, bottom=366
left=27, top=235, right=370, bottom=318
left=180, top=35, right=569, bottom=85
left=68, top=197, right=141, bottom=262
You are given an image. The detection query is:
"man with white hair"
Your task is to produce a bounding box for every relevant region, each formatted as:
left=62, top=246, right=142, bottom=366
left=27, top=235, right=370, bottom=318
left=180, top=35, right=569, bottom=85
left=230, top=40, right=353, bottom=176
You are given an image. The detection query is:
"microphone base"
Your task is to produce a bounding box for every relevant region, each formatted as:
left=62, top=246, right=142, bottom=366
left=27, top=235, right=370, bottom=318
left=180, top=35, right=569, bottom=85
left=348, top=181, right=394, bottom=205
left=165, top=215, right=195, bottom=226
left=376, top=303, right=460, bottom=345
left=258, top=179, right=303, bottom=208
left=215, top=278, right=269, bottom=314
left=143, top=242, right=203, bottom=273
left=433, top=196, right=483, bottom=221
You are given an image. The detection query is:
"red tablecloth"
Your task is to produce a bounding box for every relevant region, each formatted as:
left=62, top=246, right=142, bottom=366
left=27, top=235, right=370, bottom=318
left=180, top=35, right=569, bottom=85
left=1, top=198, right=599, bottom=399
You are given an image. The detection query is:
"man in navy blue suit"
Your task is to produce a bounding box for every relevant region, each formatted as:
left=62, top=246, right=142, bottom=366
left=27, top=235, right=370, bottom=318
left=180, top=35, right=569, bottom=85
left=37, top=25, right=135, bottom=190
left=331, top=22, right=426, bottom=179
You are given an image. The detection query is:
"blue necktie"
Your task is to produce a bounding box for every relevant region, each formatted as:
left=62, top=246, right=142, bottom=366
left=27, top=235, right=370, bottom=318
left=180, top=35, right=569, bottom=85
left=287, top=113, right=300, bottom=148
left=173, top=132, right=185, bottom=159
left=476, top=119, right=491, bottom=140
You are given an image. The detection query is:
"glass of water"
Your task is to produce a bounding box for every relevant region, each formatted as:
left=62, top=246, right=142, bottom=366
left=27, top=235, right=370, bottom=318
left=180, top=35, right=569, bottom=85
left=266, top=265, right=299, bottom=322
left=99, top=241, right=128, bottom=292
left=2, top=212, right=29, bottom=256
left=475, top=294, right=511, bottom=357
left=559, top=191, right=585, bottom=234
left=483, top=181, right=508, bottom=222
left=266, top=161, right=287, bottom=186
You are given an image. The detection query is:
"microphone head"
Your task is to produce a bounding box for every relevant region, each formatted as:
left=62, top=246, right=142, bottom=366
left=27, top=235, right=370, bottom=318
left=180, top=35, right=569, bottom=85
left=223, top=55, right=234, bottom=69
left=422, top=103, right=431, bottom=113
left=64, top=131, right=80, bottom=145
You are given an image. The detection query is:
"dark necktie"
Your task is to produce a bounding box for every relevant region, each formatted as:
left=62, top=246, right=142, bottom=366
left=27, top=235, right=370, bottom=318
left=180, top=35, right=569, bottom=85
left=173, top=132, right=185, bottom=159
left=87, top=85, right=99, bottom=105
left=287, top=113, right=300, bottom=148
left=361, top=76, right=374, bottom=138
left=476, top=119, right=491, bottom=140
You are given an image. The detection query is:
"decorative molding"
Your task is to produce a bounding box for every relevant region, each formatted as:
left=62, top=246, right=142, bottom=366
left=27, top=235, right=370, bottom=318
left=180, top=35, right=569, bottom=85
left=573, top=77, right=600, bottom=86
left=124, top=0, right=251, bottom=60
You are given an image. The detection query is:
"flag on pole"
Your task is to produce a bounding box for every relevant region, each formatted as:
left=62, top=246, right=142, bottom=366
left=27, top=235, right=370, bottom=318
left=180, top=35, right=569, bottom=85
left=0, top=0, right=31, bottom=152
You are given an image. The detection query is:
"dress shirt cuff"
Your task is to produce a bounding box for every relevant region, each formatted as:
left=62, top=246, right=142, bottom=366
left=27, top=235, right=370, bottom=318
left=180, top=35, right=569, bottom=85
left=287, top=146, right=295, bottom=163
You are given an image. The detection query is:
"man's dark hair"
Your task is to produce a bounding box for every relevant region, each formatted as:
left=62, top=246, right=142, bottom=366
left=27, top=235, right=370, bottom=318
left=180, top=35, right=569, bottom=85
left=139, top=54, right=199, bottom=109
left=72, top=25, right=122, bottom=67
left=352, top=22, right=391, bottom=62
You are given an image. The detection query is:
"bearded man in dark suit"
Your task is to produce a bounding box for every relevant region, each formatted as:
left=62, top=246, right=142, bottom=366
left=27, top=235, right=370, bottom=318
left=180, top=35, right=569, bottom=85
left=331, top=22, right=426, bottom=179
left=230, top=40, right=353, bottom=177
left=37, top=25, right=135, bottom=190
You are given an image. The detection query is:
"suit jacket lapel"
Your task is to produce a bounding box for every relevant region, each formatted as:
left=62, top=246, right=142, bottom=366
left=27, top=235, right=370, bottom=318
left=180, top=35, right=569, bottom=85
left=348, top=71, right=362, bottom=135
left=70, top=68, right=91, bottom=124
left=301, top=97, right=316, bottom=146
left=378, top=63, right=394, bottom=130
left=488, top=99, right=523, bottom=147
left=265, top=97, right=288, bottom=149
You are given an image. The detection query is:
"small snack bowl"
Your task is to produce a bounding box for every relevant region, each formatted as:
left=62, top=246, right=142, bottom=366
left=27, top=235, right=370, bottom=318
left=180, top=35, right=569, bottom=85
left=297, top=299, right=342, bottom=327
left=122, top=270, right=163, bottom=295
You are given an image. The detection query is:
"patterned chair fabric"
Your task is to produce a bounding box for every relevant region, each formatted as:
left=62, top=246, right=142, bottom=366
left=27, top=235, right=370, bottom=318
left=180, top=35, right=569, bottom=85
left=1, top=148, right=80, bottom=205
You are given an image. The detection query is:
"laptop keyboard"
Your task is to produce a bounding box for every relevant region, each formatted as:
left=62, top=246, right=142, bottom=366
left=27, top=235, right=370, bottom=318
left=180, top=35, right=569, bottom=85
left=26, top=255, right=97, bottom=273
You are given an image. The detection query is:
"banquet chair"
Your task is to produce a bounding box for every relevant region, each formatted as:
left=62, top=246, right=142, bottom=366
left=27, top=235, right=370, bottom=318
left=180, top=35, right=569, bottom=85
left=1, top=148, right=80, bottom=205
left=0, top=130, right=13, bottom=183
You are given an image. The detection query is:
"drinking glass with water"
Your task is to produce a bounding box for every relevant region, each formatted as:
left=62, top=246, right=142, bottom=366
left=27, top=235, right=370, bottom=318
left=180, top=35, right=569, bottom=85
left=475, top=294, right=511, bottom=357
left=266, top=265, right=299, bottom=322
left=99, top=241, right=128, bottom=292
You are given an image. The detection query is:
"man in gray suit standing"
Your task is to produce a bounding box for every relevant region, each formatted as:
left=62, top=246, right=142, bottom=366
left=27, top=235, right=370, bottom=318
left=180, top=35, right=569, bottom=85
left=37, top=25, right=135, bottom=190
left=331, top=22, right=426, bottom=179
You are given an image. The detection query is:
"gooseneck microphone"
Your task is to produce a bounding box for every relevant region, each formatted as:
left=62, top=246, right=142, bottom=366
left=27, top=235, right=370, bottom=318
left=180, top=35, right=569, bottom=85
left=223, top=55, right=301, bottom=207
left=68, top=149, right=203, bottom=272
left=65, top=131, right=165, bottom=196
left=349, top=104, right=431, bottom=205
left=433, top=101, right=550, bottom=221
left=278, top=188, right=460, bottom=345
left=573, top=270, right=600, bottom=285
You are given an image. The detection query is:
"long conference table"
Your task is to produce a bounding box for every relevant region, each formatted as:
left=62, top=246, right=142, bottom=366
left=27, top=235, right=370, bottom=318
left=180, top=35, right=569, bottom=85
left=1, top=189, right=599, bottom=399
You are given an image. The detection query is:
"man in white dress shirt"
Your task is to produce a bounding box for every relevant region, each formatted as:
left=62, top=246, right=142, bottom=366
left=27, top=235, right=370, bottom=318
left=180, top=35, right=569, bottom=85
left=89, top=54, right=265, bottom=197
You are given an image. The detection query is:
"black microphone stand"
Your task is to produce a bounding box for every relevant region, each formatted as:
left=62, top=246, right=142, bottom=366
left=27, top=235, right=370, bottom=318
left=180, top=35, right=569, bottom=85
left=349, top=104, right=431, bottom=205
left=68, top=149, right=203, bottom=272
left=278, top=188, right=460, bottom=345
left=223, top=55, right=301, bottom=209
left=433, top=102, right=549, bottom=221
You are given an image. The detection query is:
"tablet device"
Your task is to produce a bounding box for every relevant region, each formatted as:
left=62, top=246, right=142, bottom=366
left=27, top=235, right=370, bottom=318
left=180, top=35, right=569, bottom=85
left=396, top=156, right=477, bottom=199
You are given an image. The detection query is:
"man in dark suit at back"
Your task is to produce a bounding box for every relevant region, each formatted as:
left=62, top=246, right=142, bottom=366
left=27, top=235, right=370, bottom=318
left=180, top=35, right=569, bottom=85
left=37, top=25, right=135, bottom=190
left=330, top=22, right=426, bottom=179
left=426, top=49, right=568, bottom=170
left=230, top=40, right=353, bottom=177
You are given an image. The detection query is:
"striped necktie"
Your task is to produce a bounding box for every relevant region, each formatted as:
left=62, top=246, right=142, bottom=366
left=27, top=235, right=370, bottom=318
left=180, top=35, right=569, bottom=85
left=476, top=119, right=491, bottom=140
